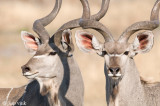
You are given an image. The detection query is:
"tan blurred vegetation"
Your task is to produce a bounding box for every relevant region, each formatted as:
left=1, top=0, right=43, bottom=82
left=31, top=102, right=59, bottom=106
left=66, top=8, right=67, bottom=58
left=0, top=0, right=160, bottom=106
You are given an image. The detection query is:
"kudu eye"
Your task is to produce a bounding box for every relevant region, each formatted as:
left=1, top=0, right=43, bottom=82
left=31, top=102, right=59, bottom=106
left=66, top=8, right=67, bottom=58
left=49, top=52, right=57, bottom=56
left=124, top=51, right=129, bottom=55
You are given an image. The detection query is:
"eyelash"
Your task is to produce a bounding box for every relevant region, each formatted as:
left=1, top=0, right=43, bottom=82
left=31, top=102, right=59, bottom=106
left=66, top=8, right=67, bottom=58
left=49, top=52, right=57, bottom=56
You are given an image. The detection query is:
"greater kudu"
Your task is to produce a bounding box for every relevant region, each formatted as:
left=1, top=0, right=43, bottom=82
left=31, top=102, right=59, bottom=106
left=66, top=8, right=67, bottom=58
left=20, top=0, right=109, bottom=106
left=0, top=0, right=63, bottom=105
left=75, top=0, right=160, bottom=106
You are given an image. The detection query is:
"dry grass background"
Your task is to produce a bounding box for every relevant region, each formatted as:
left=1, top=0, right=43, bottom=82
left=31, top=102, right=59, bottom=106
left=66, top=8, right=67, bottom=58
left=0, top=0, right=160, bottom=106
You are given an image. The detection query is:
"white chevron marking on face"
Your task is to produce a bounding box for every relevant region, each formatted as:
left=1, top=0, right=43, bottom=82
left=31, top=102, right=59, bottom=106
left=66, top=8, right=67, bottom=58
left=109, top=54, right=122, bottom=57
left=33, top=55, right=47, bottom=58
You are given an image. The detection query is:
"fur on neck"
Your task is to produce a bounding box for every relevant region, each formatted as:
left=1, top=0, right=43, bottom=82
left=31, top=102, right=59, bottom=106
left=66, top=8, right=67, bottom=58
left=36, top=78, right=60, bottom=105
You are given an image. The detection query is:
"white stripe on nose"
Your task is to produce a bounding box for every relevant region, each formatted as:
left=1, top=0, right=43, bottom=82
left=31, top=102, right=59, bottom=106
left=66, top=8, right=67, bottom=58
left=115, top=54, right=122, bottom=57
left=108, top=54, right=122, bottom=57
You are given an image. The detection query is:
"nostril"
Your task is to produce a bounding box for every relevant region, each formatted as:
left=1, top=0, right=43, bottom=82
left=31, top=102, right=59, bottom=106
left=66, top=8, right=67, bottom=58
left=115, top=68, right=120, bottom=73
left=22, top=66, right=31, bottom=73
left=25, top=67, right=30, bottom=72
left=109, top=67, right=120, bottom=74
left=109, top=68, right=114, bottom=73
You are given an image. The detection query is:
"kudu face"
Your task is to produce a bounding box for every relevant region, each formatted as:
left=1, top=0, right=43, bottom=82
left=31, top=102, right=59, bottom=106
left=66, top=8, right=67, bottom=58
left=74, top=0, right=159, bottom=83
left=75, top=30, right=154, bottom=80
left=103, top=41, right=130, bottom=79
left=22, top=43, right=60, bottom=80
left=21, top=30, right=73, bottom=80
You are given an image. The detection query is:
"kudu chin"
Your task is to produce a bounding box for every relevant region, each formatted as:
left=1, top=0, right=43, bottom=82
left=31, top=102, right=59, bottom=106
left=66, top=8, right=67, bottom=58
left=75, top=0, right=160, bottom=106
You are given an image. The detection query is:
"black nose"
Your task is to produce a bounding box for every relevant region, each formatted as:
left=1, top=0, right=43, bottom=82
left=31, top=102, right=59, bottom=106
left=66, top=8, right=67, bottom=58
left=21, top=65, right=31, bottom=73
left=109, top=67, right=120, bottom=75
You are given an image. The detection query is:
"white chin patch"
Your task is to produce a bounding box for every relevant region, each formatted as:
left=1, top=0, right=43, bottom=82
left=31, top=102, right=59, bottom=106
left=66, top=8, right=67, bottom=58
left=23, top=72, right=33, bottom=76
left=115, top=73, right=122, bottom=77
left=108, top=73, right=122, bottom=77
left=108, top=74, right=114, bottom=77
left=23, top=72, right=39, bottom=79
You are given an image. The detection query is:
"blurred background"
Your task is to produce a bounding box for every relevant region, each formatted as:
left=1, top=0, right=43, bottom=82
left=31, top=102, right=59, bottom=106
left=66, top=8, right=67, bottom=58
left=0, top=0, right=160, bottom=106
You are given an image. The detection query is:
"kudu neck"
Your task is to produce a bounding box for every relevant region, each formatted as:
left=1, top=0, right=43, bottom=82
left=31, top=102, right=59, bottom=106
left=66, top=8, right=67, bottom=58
left=106, top=58, right=144, bottom=105
left=41, top=56, right=69, bottom=106
left=47, top=55, right=83, bottom=106
left=119, top=58, right=142, bottom=92
left=47, top=86, right=61, bottom=106
left=59, top=55, right=84, bottom=106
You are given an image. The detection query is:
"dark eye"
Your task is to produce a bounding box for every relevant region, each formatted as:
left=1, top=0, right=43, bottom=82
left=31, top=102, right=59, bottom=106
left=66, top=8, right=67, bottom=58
left=124, top=51, right=129, bottom=55
left=102, top=51, right=108, bottom=55
left=49, top=52, right=57, bottom=56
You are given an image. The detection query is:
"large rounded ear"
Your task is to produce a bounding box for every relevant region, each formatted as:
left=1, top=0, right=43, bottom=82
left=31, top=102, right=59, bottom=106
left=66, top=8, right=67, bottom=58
left=61, top=29, right=74, bottom=53
left=21, top=31, right=41, bottom=55
left=132, top=31, right=154, bottom=54
left=75, top=30, right=103, bottom=55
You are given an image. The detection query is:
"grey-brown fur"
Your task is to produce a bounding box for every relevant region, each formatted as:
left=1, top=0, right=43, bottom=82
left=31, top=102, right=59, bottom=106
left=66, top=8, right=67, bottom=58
left=0, top=86, right=26, bottom=106
left=0, top=81, right=44, bottom=106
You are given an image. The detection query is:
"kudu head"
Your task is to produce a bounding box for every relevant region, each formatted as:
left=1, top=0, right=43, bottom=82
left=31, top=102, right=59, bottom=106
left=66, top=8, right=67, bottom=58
left=75, top=0, right=160, bottom=81
left=20, top=0, right=77, bottom=96
left=20, top=0, right=97, bottom=96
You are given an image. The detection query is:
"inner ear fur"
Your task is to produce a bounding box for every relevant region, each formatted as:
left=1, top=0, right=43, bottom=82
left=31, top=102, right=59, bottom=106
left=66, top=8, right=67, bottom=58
left=75, top=30, right=102, bottom=53
left=137, top=34, right=149, bottom=50
left=61, top=29, right=74, bottom=53
left=62, top=29, right=72, bottom=44
left=21, top=31, right=41, bottom=54
left=134, top=31, right=154, bottom=53
left=80, top=32, right=94, bottom=49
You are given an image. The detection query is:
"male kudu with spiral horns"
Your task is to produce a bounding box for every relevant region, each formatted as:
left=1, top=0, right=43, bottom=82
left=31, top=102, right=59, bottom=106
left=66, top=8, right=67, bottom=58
left=75, top=0, right=160, bottom=106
